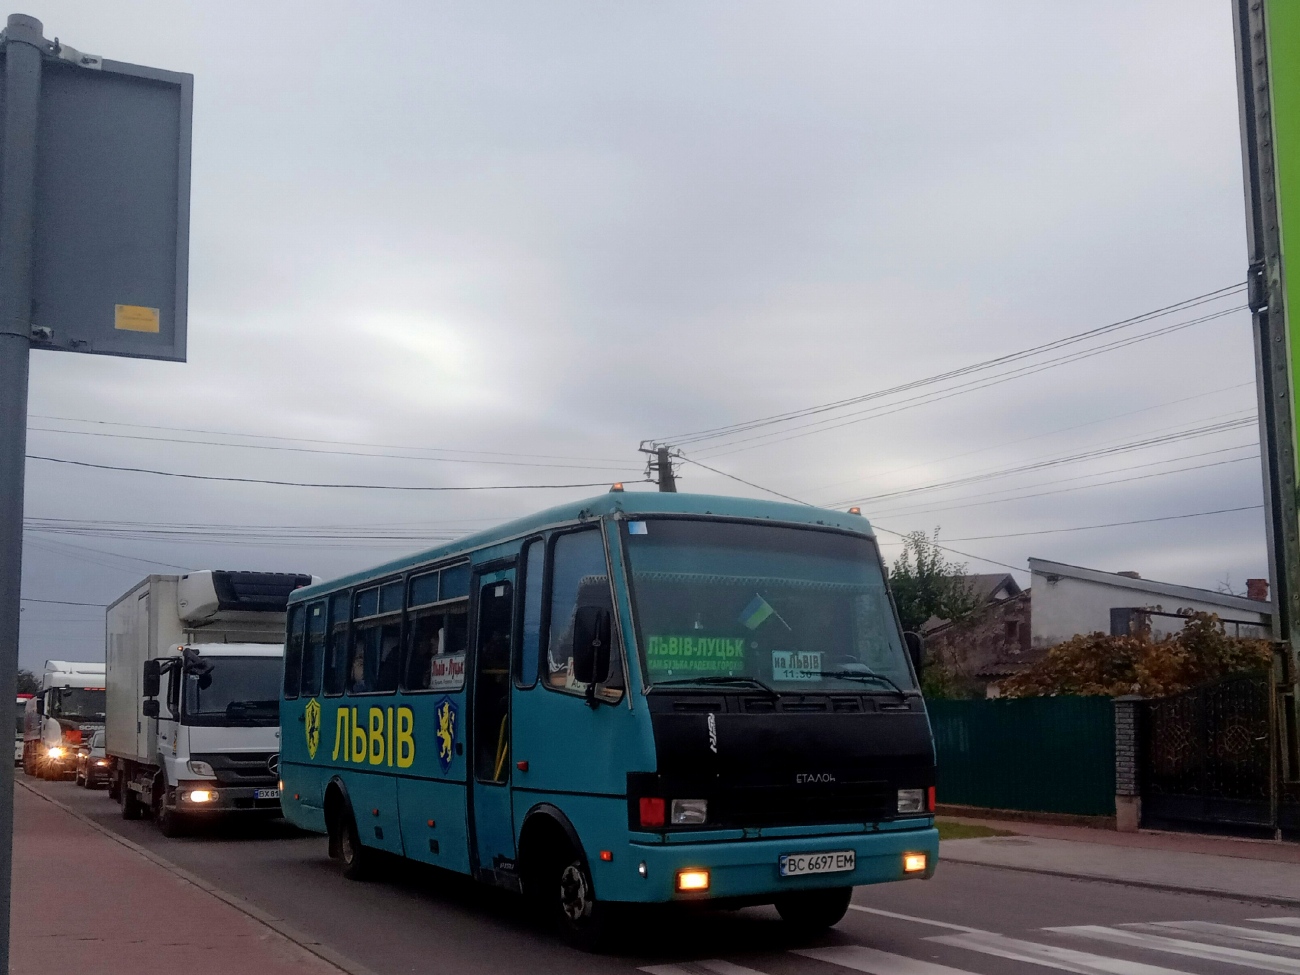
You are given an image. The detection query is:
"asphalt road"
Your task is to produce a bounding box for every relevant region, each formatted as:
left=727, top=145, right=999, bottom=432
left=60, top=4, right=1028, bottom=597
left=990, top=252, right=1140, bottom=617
left=24, top=775, right=1300, bottom=975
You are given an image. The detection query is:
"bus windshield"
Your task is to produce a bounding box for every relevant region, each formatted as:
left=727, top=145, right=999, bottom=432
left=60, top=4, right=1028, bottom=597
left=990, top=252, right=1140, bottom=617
left=184, top=657, right=281, bottom=726
left=624, top=519, right=916, bottom=693
left=51, top=688, right=105, bottom=721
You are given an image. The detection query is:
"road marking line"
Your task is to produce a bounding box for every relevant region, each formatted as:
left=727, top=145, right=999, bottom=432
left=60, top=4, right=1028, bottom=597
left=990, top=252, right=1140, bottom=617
left=794, top=945, right=977, bottom=975
left=1048, top=925, right=1300, bottom=974
left=642, top=964, right=768, bottom=975
left=1146, top=922, right=1300, bottom=949
left=929, top=931, right=1200, bottom=975
left=1251, top=920, right=1300, bottom=930
left=847, top=904, right=988, bottom=934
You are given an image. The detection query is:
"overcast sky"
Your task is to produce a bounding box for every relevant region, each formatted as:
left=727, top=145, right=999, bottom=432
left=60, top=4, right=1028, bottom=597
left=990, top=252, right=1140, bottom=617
left=16, top=0, right=1265, bottom=670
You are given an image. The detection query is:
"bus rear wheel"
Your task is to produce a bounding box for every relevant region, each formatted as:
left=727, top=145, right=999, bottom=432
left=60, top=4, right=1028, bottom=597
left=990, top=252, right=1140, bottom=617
left=774, top=886, right=853, bottom=934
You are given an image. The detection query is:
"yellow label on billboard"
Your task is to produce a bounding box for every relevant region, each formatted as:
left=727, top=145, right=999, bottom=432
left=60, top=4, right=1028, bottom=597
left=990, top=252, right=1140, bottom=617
left=114, top=304, right=160, bottom=333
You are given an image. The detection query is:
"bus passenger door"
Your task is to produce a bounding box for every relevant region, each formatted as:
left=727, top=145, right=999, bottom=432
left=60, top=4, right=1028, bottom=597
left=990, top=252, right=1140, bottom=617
left=470, top=566, right=517, bottom=885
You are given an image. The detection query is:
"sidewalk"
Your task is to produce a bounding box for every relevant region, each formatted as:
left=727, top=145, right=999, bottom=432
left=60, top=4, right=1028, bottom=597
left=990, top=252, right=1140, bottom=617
left=11, top=780, right=347, bottom=975
left=939, top=815, right=1300, bottom=905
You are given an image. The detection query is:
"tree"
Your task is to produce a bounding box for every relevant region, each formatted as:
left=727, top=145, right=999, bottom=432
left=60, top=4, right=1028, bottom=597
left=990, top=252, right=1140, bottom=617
left=888, top=529, right=980, bottom=633
left=999, top=611, right=1272, bottom=698
left=15, top=669, right=38, bottom=695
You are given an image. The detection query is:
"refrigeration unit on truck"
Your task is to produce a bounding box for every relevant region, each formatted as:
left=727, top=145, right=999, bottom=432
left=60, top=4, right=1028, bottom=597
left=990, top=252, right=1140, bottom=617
left=106, top=569, right=315, bottom=836
left=23, top=661, right=105, bottom=779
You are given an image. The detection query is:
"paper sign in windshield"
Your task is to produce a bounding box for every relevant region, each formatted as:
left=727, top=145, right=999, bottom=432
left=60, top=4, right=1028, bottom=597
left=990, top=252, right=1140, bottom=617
left=772, top=650, right=821, bottom=682
left=646, top=635, right=745, bottom=676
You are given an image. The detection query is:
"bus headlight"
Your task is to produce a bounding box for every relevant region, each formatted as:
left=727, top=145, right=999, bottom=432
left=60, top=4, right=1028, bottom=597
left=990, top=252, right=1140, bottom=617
left=671, top=799, right=708, bottom=825
left=897, top=789, right=925, bottom=814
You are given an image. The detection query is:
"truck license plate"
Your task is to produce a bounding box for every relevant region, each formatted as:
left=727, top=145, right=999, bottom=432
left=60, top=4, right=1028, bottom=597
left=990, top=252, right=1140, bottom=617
left=779, top=850, right=855, bottom=877
left=255, top=788, right=281, bottom=800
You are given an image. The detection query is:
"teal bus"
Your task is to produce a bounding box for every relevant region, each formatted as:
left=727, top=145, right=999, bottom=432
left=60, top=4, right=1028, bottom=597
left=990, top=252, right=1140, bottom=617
left=279, top=491, right=937, bottom=946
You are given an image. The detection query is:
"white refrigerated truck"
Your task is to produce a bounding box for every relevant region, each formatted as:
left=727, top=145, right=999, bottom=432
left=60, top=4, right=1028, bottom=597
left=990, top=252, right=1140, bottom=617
left=22, top=661, right=105, bottom=779
left=106, top=569, right=314, bottom=836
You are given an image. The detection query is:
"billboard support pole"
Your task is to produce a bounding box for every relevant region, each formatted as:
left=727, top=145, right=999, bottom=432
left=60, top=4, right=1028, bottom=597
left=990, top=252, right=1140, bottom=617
left=1235, top=0, right=1300, bottom=824
left=0, top=13, right=44, bottom=969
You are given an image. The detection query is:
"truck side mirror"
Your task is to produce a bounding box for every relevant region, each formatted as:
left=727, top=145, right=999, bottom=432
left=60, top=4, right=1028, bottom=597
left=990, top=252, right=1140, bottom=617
left=142, top=659, right=161, bottom=699
left=904, top=631, right=926, bottom=674
left=34, top=695, right=44, bottom=716
left=571, top=606, right=612, bottom=695
left=142, top=699, right=160, bottom=719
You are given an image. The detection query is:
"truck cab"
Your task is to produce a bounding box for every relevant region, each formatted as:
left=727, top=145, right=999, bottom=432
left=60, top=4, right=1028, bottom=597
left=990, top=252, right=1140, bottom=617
left=106, top=569, right=313, bottom=836
left=23, top=661, right=105, bottom=779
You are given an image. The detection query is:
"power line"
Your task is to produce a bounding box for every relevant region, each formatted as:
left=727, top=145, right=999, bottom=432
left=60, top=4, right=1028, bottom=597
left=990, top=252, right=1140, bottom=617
left=25, top=454, right=642, bottom=492
left=674, top=452, right=1026, bottom=573
left=944, top=505, right=1264, bottom=541
left=656, top=284, right=1246, bottom=448
left=697, top=305, right=1246, bottom=458
left=29, top=414, right=630, bottom=465
left=20, top=597, right=105, bottom=607
left=27, top=425, right=637, bottom=473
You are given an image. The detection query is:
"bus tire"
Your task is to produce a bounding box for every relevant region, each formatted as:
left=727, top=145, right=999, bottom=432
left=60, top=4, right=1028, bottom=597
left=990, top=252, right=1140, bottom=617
left=774, top=886, right=853, bottom=934
left=553, top=847, right=613, bottom=951
left=335, top=803, right=375, bottom=881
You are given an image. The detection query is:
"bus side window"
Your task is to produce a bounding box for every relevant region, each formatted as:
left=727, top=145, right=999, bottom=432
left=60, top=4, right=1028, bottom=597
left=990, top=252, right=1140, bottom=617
left=517, top=538, right=544, bottom=688
left=301, top=602, right=326, bottom=697
left=349, top=584, right=402, bottom=695
left=545, top=529, right=621, bottom=695
left=322, top=593, right=349, bottom=696
left=405, top=604, right=468, bottom=691
left=283, top=605, right=305, bottom=700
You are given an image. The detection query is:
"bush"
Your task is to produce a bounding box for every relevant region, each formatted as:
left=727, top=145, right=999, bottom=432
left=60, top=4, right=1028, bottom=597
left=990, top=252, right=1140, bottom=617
left=999, top=611, right=1272, bottom=698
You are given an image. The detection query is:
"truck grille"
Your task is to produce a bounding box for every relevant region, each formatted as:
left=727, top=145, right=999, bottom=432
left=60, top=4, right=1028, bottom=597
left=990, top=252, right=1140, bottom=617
left=191, top=751, right=278, bottom=787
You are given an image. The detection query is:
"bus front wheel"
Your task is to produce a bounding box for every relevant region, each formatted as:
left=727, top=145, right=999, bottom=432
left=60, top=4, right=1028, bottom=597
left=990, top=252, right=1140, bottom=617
left=774, top=886, right=853, bottom=934
left=553, top=852, right=613, bottom=950
left=333, top=802, right=376, bottom=881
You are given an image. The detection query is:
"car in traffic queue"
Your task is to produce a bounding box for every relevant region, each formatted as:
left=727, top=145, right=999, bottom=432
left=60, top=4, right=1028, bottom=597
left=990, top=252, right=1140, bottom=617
left=75, top=730, right=110, bottom=788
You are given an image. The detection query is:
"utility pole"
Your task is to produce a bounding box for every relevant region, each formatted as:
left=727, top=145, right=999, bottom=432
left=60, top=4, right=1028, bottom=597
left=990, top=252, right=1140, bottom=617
left=638, top=444, right=679, bottom=492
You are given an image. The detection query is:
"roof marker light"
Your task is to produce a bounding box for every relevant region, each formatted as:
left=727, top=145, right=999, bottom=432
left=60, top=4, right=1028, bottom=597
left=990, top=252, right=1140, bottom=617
left=610, top=483, right=624, bottom=492
left=848, top=506, right=862, bottom=515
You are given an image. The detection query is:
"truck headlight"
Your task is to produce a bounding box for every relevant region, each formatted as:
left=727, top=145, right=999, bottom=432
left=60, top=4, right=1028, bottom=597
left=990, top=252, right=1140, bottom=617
left=185, top=790, right=215, bottom=803
left=46, top=746, right=64, bottom=760
left=670, top=799, right=708, bottom=825
left=186, top=759, right=215, bottom=776
left=897, top=788, right=925, bottom=814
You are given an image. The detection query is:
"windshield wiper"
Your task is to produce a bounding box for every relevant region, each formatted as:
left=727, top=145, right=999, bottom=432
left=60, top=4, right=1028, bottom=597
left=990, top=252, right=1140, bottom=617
left=653, top=675, right=780, bottom=699
left=225, top=700, right=279, bottom=716
left=818, top=670, right=910, bottom=701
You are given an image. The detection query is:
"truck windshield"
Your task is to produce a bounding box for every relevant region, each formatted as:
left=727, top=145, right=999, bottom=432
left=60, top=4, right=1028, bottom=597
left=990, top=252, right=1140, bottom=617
left=183, top=656, right=281, bottom=726
left=624, top=519, right=916, bottom=693
left=15, top=704, right=24, bottom=736
left=51, top=688, right=105, bottom=721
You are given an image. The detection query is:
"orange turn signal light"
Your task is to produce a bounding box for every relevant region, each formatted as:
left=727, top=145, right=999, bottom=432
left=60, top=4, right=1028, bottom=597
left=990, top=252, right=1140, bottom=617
left=676, top=869, right=710, bottom=891
left=903, top=853, right=928, bottom=873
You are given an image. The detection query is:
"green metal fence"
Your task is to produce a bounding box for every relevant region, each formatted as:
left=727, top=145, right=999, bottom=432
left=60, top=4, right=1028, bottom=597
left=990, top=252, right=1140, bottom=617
left=928, top=696, right=1116, bottom=817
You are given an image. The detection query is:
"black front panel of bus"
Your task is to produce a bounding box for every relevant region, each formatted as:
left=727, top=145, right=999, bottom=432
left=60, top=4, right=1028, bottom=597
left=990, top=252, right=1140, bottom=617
left=632, top=693, right=934, bottom=830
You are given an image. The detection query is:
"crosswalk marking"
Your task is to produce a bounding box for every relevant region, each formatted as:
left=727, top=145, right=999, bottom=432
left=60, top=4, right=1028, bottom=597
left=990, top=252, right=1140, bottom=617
left=928, top=931, right=1196, bottom=975
left=1047, top=925, right=1300, bottom=975
left=1145, top=921, right=1300, bottom=950
left=697, top=962, right=771, bottom=975
left=794, top=945, right=975, bottom=975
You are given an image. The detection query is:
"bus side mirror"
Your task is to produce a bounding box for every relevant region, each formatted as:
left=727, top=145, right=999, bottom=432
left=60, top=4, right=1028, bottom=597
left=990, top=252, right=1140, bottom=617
left=904, top=632, right=926, bottom=674
left=142, top=699, right=160, bottom=719
left=571, top=607, right=612, bottom=692
left=142, top=659, right=161, bottom=699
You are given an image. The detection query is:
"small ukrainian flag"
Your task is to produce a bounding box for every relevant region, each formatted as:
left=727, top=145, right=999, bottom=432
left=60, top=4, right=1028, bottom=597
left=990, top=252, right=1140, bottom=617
left=738, top=594, right=776, bottom=630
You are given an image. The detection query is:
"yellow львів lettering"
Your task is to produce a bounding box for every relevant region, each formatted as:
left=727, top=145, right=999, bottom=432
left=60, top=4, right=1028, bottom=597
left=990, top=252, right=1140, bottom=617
left=330, top=705, right=416, bottom=767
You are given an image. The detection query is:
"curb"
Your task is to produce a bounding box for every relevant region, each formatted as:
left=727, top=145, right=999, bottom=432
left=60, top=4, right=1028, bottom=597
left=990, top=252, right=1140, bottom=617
left=17, top=779, right=381, bottom=975
left=939, top=852, right=1300, bottom=908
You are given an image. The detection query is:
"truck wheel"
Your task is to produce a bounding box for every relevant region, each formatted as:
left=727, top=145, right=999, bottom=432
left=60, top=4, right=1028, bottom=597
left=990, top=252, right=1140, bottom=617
left=553, top=847, right=613, bottom=951
left=774, top=886, right=853, bottom=934
left=107, top=766, right=121, bottom=802
left=155, top=797, right=187, bottom=837
left=335, top=803, right=375, bottom=881
left=120, top=780, right=146, bottom=820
